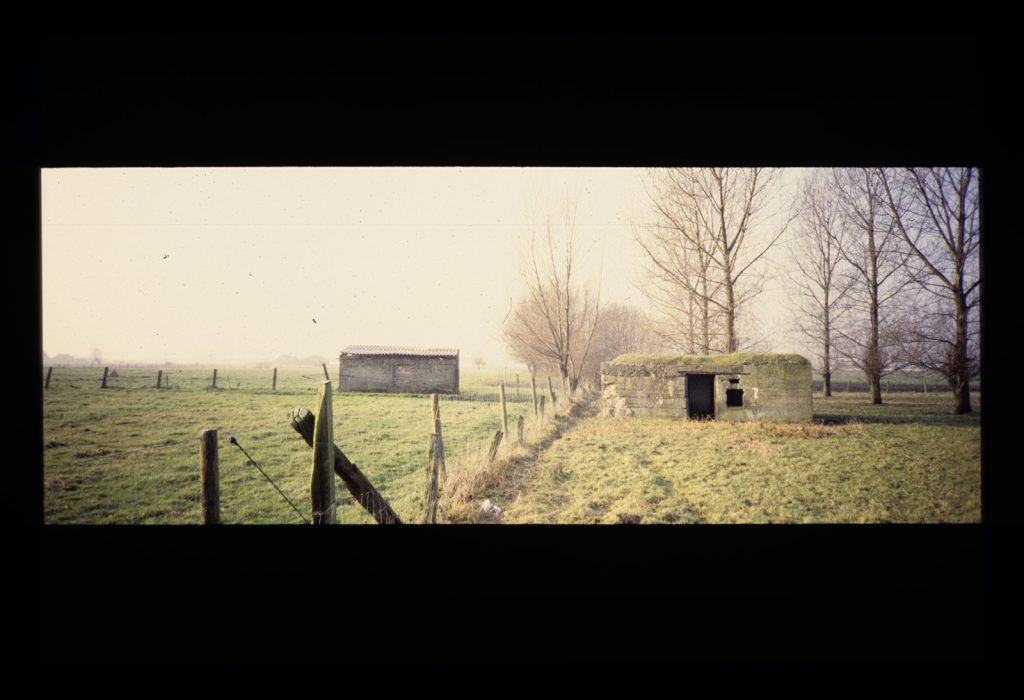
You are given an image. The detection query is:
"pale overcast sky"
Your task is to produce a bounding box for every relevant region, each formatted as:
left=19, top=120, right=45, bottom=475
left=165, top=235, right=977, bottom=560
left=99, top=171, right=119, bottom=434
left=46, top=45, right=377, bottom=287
left=41, top=167, right=805, bottom=368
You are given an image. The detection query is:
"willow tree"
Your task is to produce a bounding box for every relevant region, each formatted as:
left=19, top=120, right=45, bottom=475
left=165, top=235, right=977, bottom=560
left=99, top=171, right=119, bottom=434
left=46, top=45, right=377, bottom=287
left=504, top=197, right=602, bottom=394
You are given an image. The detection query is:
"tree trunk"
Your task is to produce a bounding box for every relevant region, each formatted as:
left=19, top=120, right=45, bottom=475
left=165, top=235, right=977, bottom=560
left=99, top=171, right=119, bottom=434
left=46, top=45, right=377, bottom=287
left=950, top=292, right=973, bottom=414
left=823, top=370, right=832, bottom=398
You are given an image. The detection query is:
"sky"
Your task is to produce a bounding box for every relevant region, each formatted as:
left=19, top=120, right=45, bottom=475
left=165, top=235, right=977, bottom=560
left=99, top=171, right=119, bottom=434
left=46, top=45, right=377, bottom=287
left=41, top=167, right=806, bottom=369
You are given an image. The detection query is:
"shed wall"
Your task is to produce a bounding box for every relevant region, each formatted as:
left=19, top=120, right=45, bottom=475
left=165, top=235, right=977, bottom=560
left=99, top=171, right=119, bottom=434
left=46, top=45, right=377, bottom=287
left=339, top=355, right=458, bottom=393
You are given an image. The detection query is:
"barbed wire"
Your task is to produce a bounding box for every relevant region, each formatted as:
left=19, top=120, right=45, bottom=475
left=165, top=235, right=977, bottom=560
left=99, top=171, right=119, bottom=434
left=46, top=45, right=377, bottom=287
left=228, top=435, right=310, bottom=525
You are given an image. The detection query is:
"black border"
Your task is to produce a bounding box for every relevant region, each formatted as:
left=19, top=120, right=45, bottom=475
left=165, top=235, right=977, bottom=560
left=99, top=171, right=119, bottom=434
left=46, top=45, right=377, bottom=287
left=24, top=32, right=1013, bottom=666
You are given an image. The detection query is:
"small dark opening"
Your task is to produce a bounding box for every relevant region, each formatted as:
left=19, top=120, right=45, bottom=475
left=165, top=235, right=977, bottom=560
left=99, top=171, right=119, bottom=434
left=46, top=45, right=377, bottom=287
left=726, top=378, right=743, bottom=407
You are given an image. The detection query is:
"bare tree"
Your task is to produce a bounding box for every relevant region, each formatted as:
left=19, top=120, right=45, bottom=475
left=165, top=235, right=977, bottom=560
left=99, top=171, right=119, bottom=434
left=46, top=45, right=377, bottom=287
left=91, top=347, right=103, bottom=368
left=828, top=167, right=916, bottom=404
left=472, top=353, right=487, bottom=371
left=577, top=302, right=660, bottom=384
left=878, top=167, right=980, bottom=414
left=634, top=168, right=794, bottom=353
left=504, top=197, right=602, bottom=394
left=786, top=170, right=854, bottom=397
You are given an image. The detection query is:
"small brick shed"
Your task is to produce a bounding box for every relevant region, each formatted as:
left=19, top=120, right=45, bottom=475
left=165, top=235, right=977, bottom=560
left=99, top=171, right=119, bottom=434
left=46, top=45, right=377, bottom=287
left=338, top=345, right=459, bottom=394
left=601, top=352, right=812, bottom=422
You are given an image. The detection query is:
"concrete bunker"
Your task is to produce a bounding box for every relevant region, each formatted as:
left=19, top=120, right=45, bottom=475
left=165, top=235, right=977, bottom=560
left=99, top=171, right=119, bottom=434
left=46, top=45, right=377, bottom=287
left=339, top=345, right=459, bottom=394
left=600, top=352, right=813, bottom=422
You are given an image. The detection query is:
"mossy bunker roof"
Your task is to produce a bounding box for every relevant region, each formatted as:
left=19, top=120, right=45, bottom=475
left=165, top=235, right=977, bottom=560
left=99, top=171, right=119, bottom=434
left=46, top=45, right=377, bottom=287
left=604, top=352, right=809, bottom=375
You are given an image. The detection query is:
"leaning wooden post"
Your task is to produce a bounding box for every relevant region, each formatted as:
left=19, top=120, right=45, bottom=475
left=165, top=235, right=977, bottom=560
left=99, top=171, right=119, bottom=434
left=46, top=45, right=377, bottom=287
left=539, top=395, right=546, bottom=424
left=486, top=430, right=503, bottom=466
left=212, top=368, right=217, bottom=389
left=156, top=370, right=162, bottom=389
left=499, top=382, right=508, bottom=439
left=517, top=415, right=524, bottom=447
left=531, top=375, right=538, bottom=417
left=200, top=429, right=220, bottom=525
left=310, top=380, right=337, bottom=524
left=322, top=363, right=330, bottom=381
left=272, top=367, right=277, bottom=391
left=45, top=366, right=52, bottom=389
left=101, top=366, right=109, bottom=388
left=548, top=376, right=557, bottom=407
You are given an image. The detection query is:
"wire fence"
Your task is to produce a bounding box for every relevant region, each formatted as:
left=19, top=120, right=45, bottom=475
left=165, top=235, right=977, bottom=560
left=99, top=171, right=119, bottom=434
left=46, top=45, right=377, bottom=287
left=42, top=368, right=552, bottom=525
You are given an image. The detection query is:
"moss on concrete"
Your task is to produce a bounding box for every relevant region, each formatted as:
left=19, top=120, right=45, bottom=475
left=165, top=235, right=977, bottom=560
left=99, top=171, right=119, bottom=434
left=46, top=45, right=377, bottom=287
left=611, top=352, right=808, bottom=366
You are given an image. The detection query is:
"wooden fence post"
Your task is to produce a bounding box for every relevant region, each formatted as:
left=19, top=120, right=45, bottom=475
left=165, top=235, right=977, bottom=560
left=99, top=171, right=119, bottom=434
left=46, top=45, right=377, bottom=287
left=273, top=367, right=277, bottom=391
left=322, top=363, right=330, bottom=381
left=486, top=430, right=503, bottom=466
left=45, top=367, right=52, bottom=389
left=431, top=394, right=446, bottom=483
left=517, top=415, right=524, bottom=447
left=156, top=370, right=162, bottom=389
left=101, top=366, right=109, bottom=388
left=548, top=377, right=556, bottom=407
left=310, top=380, right=336, bottom=524
left=200, top=429, right=220, bottom=525
left=212, top=368, right=217, bottom=389
left=499, top=382, right=508, bottom=438
left=423, top=433, right=439, bottom=524
left=539, top=395, right=546, bottom=423
left=531, top=376, right=538, bottom=417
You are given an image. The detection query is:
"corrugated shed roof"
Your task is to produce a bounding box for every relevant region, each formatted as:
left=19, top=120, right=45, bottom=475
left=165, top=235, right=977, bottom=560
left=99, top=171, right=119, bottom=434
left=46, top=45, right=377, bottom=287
left=340, top=345, right=459, bottom=357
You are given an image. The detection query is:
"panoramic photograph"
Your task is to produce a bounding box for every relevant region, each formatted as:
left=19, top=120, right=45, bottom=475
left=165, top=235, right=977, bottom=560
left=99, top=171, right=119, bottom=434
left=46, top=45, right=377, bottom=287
left=41, top=166, right=981, bottom=525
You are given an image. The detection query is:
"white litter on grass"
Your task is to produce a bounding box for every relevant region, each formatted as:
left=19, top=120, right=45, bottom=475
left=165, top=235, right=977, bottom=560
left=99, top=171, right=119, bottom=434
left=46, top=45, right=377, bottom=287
left=481, top=498, right=502, bottom=514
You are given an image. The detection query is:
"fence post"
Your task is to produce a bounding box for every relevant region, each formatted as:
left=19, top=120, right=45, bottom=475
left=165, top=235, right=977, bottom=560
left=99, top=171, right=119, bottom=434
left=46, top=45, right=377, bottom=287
left=156, top=370, right=162, bottom=389
left=423, top=433, right=439, bottom=524
left=45, top=366, right=52, bottom=389
left=273, top=367, right=278, bottom=391
left=539, top=395, right=546, bottom=424
left=517, top=415, right=524, bottom=447
left=548, top=376, right=556, bottom=407
left=101, top=366, right=109, bottom=388
left=322, top=363, right=330, bottom=381
left=200, top=429, right=220, bottom=525
left=431, top=394, right=446, bottom=483
left=499, top=382, right=508, bottom=438
left=531, top=376, right=538, bottom=417
left=310, top=380, right=336, bottom=524
left=486, top=430, right=503, bottom=466
left=212, top=368, right=217, bottom=389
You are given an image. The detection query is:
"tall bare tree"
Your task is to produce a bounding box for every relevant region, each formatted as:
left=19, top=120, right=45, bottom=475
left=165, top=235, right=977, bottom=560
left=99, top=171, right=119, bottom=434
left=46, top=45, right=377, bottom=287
left=786, top=170, right=854, bottom=397
left=634, top=168, right=794, bottom=353
left=577, top=301, right=660, bottom=385
left=878, top=167, right=980, bottom=414
left=503, top=198, right=602, bottom=394
left=828, top=167, right=915, bottom=404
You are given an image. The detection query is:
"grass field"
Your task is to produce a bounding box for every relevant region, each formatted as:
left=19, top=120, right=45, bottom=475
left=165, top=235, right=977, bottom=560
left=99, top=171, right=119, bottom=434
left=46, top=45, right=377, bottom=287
left=485, top=393, right=981, bottom=524
left=42, top=367, right=981, bottom=525
left=42, top=366, right=536, bottom=524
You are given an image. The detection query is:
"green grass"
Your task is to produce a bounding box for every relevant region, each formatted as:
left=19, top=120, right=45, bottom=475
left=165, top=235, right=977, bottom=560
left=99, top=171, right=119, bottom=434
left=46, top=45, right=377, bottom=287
left=490, top=393, right=981, bottom=524
left=43, top=368, right=532, bottom=524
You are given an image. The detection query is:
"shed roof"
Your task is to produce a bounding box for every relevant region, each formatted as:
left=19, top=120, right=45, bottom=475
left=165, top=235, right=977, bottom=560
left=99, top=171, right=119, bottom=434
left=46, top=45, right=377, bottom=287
left=340, top=345, right=459, bottom=357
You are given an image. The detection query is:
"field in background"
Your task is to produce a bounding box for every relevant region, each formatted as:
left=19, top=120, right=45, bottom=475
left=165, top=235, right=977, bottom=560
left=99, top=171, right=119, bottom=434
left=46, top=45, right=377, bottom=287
left=488, top=393, right=981, bottom=524
left=42, top=367, right=536, bottom=524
